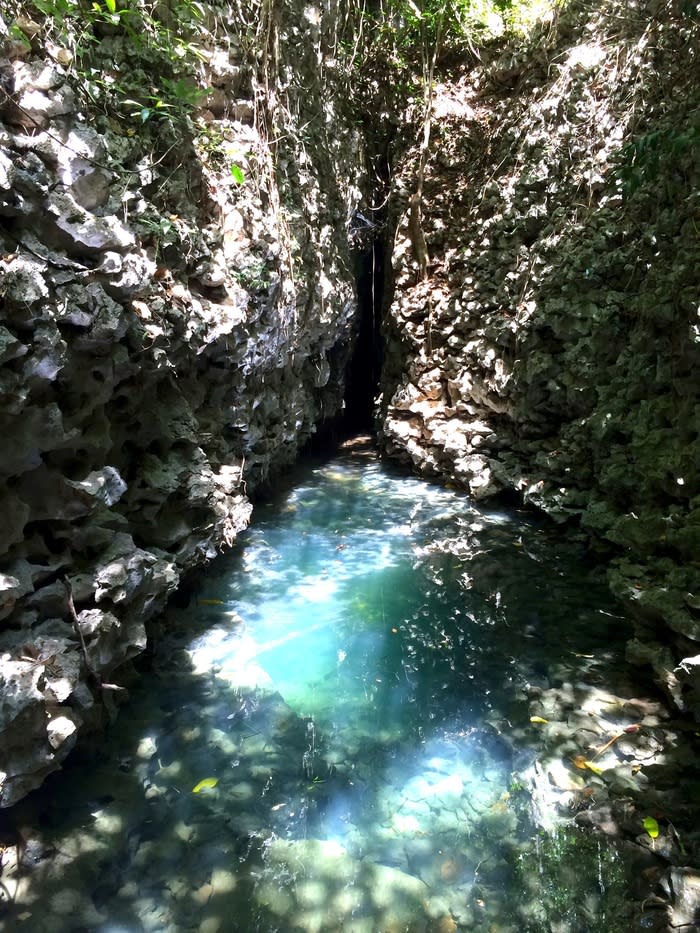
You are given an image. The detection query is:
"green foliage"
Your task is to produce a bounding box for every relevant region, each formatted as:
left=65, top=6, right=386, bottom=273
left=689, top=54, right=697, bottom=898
left=341, top=0, right=557, bottom=133
left=232, top=260, right=270, bottom=291
left=30, top=0, right=78, bottom=20
left=193, top=122, right=251, bottom=181
left=122, top=77, right=207, bottom=123
left=680, top=0, right=700, bottom=19
left=352, top=0, right=555, bottom=72
left=136, top=214, right=179, bottom=257
left=7, top=23, right=33, bottom=53
left=90, top=0, right=131, bottom=28
left=229, top=163, right=246, bottom=185
left=15, top=0, right=211, bottom=135
left=612, top=122, right=700, bottom=195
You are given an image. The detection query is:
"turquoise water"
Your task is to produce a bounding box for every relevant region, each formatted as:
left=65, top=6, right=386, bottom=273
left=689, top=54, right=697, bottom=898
left=2, top=445, right=643, bottom=932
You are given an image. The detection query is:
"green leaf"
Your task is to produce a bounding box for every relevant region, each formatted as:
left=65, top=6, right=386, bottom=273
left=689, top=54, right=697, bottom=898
left=230, top=163, right=245, bottom=185
left=192, top=777, right=218, bottom=793
left=105, top=0, right=116, bottom=11
left=8, top=25, right=32, bottom=50
left=643, top=816, right=660, bottom=839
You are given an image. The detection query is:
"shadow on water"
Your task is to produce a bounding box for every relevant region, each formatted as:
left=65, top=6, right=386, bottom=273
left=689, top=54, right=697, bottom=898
left=1, top=443, right=699, bottom=932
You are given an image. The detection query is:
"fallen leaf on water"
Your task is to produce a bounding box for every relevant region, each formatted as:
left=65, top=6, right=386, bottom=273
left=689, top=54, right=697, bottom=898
left=530, top=716, right=548, bottom=724
left=199, top=599, right=224, bottom=606
left=643, top=816, right=660, bottom=839
left=572, top=755, right=604, bottom=775
left=192, top=777, right=219, bottom=793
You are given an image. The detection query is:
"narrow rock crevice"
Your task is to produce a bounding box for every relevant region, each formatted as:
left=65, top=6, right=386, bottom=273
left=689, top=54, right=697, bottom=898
left=344, top=233, right=386, bottom=435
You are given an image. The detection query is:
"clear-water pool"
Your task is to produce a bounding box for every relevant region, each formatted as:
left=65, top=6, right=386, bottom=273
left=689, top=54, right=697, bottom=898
left=2, top=444, right=651, bottom=932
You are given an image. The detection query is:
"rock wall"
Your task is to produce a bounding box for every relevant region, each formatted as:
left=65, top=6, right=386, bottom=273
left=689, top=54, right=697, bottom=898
left=3, top=0, right=699, bottom=808
left=378, top=0, right=700, bottom=715
left=0, top=1, right=361, bottom=805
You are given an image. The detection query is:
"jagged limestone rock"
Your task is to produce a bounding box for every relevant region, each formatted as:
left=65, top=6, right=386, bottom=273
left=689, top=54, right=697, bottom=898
left=378, top=0, right=700, bottom=717
left=0, top=575, right=23, bottom=622
left=0, top=652, right=81, bottom=806
left=0, top=0, right=360, bottom=804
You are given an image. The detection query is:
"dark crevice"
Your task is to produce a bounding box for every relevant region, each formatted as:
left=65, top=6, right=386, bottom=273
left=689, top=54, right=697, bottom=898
left=343, top=235, right=386, bottom=434
left=301, top=231, right=386, bottom=459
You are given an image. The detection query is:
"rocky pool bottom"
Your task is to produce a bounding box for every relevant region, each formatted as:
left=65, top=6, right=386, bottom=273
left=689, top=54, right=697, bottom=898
left=1, top=442, right=699, bottom=932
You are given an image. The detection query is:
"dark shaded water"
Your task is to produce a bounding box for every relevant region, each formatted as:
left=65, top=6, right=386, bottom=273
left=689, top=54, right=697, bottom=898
left=2, top=445, right=652, bottom=932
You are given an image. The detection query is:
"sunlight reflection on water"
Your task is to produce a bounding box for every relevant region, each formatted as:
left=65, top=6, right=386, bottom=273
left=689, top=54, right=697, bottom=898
left=3, top=450, right=638, bottom=933
left=169, top=453, right=632, bottom=930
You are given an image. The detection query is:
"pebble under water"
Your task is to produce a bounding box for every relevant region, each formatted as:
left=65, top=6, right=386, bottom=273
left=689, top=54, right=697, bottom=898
left=3, top=443, right=657, bottom=932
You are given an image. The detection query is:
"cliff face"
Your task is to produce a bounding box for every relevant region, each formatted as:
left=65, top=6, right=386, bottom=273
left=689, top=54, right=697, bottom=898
left=0, top=1, right=361, bottom=805
left=378, top=0, right=700, bottom=715
left=2, top=0, right=699, bottom=809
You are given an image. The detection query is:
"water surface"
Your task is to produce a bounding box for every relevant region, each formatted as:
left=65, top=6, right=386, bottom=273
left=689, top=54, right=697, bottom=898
left=3, top=444, right=646, bottom=932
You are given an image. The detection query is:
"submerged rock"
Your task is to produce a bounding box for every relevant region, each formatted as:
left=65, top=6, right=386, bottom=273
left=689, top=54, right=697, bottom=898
left=261, top=838, right=432, bottom=931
